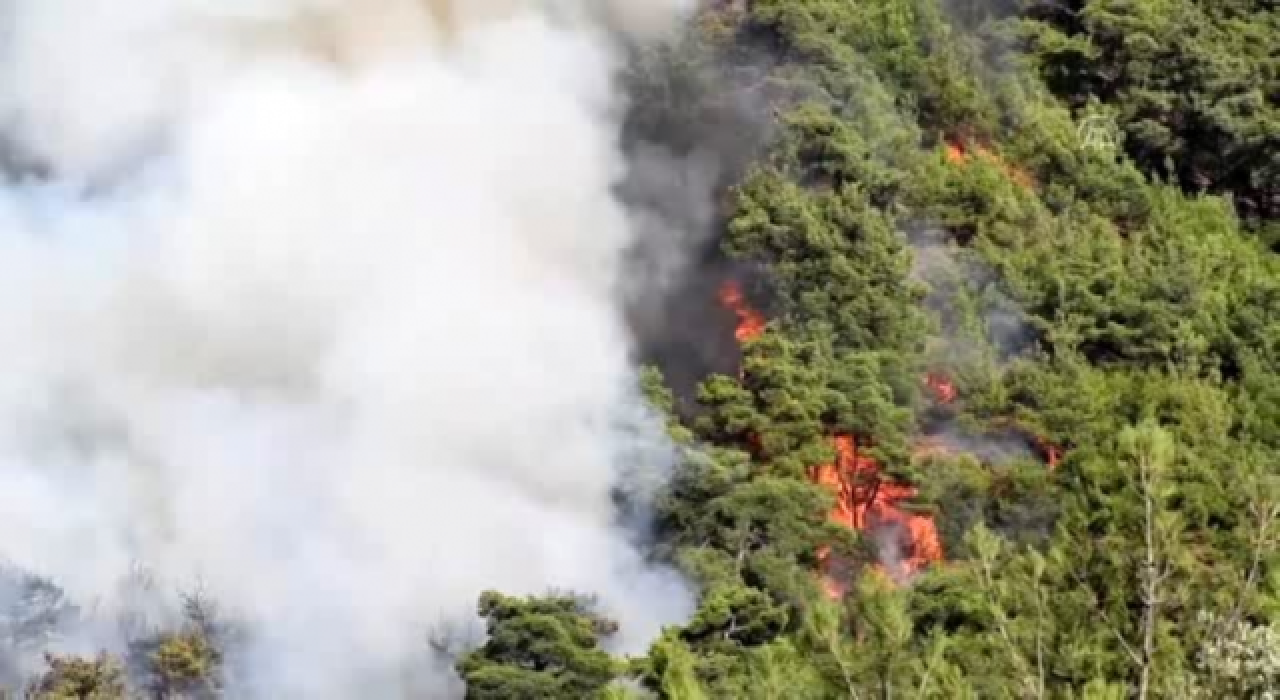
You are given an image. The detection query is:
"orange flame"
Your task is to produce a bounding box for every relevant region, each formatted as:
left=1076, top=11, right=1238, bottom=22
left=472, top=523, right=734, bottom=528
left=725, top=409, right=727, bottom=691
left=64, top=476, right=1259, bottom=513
left=718, top=280, right=766, bottom=342
left=945, top=137, right=1035, bottom=189
left=811, top=435, right=943, bottom=595
left=1034, top=435, right=1062, bottom=470
left=712, top=283, right=944, bottom=596
left=924, top=372, right=957, bottom=404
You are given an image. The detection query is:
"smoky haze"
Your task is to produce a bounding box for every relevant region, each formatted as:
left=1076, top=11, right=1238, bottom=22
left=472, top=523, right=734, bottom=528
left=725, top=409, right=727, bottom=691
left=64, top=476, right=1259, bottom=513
left=0, top=0, right=696, bottom=695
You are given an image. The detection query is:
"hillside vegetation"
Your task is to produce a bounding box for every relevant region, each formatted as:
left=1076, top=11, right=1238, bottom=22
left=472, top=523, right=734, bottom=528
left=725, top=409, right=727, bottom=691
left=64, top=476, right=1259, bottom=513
left=10, top=0, right=1279, bottom=698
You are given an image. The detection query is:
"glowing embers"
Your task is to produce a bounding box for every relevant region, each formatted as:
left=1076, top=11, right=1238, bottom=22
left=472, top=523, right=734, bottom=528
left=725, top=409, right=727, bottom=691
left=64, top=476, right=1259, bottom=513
left=717, top=280, right=765, bottom=343
left=1034, top=435, right=1063, bottom=471
left=811, top=435, right=943, bottom=595
left=924, top=372, right=957, bottom=404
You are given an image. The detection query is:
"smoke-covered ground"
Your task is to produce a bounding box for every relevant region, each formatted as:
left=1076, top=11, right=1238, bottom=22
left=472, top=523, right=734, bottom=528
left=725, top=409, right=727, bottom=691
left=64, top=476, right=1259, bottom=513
left=0, top=0, right=698, bottom=695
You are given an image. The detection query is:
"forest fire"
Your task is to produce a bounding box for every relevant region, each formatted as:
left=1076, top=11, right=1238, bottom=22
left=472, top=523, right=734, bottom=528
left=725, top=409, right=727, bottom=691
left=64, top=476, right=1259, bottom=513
left=924, top=372, right=957, bottom=404
left=944, top=137, right=1035, bottom=189
left=717, top=280, right=766, bottom=342
left=811, top=436, right=943, bottom=592
left=1034, top=435, right=1063, bottom=470
left=717, top=283, right=943, bottom=596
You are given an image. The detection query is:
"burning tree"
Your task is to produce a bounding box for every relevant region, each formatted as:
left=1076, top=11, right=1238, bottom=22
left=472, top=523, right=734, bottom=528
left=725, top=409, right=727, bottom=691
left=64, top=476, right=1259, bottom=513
left=618, top=0, right=1280, bottom=697
left=711, top=280, right=943, bottom=597
left=942, top=134, right=1035, bottom=190
left=717, top=280, right=766, bottom=344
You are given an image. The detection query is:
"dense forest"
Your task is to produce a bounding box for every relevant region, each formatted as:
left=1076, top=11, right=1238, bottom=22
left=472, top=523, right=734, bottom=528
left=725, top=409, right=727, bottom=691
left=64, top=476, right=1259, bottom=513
left=6, top=0, right=1279, bottom=697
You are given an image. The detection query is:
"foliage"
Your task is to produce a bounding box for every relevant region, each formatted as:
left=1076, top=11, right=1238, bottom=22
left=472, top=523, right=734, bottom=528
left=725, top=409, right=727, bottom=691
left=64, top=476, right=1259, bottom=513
left=1017, top=0, right=1280, bottom=245
left=0, top=571, right=79, bottom=688
left=126, top=593, right=232, bottom=700
left=615, top=1, right=1279, bottom=698
left=455, top=591, right=621, bottom=700
left=7, top=0, right=1278, bottom=698
left=23, top=655, right=126, bottom=700
left=1190, top=612, right=1280, bottom=699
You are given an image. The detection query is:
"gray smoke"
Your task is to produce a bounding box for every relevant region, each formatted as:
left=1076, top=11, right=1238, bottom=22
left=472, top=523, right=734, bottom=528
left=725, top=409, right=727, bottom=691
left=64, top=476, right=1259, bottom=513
left=910, top=229, right=1033, bottom=364
left=0, top=0, right=696, bottom=695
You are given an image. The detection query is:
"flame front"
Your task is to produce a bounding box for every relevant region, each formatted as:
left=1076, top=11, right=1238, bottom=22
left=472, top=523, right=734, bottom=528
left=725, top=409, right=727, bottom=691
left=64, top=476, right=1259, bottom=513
left=812, top=435, right=943, bottom=593
left=718, top=280, right=766, bottom=342
left=715, top=282, right=944, bottom=597
left=945, top=137, right=1035, bottom=189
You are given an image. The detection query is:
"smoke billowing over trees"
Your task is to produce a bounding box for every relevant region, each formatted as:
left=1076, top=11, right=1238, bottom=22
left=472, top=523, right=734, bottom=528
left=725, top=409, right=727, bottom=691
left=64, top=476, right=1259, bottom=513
left=2, top=0, right=1279, bottom=698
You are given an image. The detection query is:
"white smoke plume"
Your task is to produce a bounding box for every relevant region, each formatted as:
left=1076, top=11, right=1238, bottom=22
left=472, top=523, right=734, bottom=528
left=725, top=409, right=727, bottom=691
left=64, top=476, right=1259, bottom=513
left=0, top=0, right=695, bottom=694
